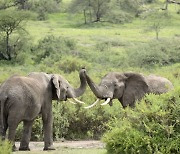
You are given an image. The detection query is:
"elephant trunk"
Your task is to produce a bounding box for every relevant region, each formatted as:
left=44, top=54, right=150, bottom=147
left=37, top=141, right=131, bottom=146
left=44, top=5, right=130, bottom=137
left=85, top=72, right=103, bottom=98
left=71, top=68, right=87, bottom=98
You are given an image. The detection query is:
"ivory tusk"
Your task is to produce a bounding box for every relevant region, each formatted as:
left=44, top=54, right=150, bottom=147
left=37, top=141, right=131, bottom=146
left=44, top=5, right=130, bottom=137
left=101, top=98, right=111, bottom=106
left=84, top=99, right=100, bottom=109
left=68, top=100, right=77, bottom=104
left=72, top=98, right=85, bottom=104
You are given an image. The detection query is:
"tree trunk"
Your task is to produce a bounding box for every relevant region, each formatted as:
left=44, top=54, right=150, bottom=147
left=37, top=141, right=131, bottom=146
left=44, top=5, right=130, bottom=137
left=95, top=0, right=101, bottom=22
left=88, top=0, right=92, bottom=23
left=89, top=8, right=92, bottom=23
left=165, top=0, right=169, bottom=10
left=6, top=32, right=11, bottom=60
left=83, top=9, right=87, bottom=24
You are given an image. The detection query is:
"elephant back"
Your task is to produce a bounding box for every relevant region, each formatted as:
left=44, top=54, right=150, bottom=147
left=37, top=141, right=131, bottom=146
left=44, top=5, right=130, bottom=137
left=146, top=75, right=173, bottom=94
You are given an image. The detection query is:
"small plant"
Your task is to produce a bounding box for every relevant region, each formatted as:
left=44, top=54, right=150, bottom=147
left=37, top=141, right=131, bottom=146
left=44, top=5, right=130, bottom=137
left=0, top=139, right=12, bottom=154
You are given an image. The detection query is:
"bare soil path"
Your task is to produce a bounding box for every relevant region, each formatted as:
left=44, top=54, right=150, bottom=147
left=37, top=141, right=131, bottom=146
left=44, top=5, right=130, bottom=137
left=15, top=140, right=105, bottom=151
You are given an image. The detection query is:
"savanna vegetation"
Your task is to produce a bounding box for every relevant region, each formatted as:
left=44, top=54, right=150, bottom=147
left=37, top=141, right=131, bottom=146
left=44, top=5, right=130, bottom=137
left=0, top=0, right=180, bottom=153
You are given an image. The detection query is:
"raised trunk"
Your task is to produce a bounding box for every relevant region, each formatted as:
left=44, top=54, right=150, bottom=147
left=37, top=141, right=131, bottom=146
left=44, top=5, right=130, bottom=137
left=72, top=69, right=87, bottom=98
left=85, top=73, right=103, bottom=98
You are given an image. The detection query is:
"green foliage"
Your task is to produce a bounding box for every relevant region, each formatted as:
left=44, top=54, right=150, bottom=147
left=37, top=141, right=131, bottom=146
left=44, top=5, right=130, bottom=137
left=0, top=139, right=12, bottom=154
left=0, top=9, right=31, bottom=60
left=103, top=88, right=180, bottom=154
left=69, top=0, right=111, bottom=23
left=126, top=39, right=180, bottom=68
left=55, top=56, right=91, bottom=73
left=52, top=102, right=69, bottom=140
left=32, top=35, right=76, bottom=63
left=27, top=0, right=62, bottom=20
left=106, top=9, right=133, bottom=24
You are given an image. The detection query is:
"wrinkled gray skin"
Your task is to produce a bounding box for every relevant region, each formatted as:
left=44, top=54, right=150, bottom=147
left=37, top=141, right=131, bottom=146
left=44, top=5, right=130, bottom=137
left=85, top=72, right=173, bottom=108
left=0, top=69, right=86, bottom=151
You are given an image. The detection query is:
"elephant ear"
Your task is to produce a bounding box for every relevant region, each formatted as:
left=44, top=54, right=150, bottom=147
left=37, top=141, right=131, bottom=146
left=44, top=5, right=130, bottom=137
left=52, top=75, right=60, bottom=100
left=121, top=73, right=149, bottom=107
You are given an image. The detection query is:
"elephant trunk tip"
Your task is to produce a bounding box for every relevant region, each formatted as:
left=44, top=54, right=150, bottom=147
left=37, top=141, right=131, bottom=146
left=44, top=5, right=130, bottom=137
left=80, top=68, right=86, bottom=74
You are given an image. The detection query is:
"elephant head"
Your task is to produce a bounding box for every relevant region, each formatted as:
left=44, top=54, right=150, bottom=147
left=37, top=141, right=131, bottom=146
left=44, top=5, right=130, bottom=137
left=30, top=68, right=87, bottom=104
left=52, top=68, right=87, bottom=103
left=84, top=71, right=173, bottom=109
left=84, top=71, right=150, bottom=108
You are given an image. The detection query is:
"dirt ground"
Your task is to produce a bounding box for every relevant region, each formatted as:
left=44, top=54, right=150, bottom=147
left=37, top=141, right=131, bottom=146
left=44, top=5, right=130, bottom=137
left=15, top=140, right=105, bottom=151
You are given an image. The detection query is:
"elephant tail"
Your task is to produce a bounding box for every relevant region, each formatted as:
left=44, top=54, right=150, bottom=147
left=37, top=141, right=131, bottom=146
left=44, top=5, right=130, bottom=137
left=0, top=96, right=7, bottom=131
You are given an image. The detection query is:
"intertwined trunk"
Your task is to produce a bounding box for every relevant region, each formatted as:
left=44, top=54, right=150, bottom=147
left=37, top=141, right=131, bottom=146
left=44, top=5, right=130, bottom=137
left=71, top=69, right=87, bottom=98
left=85, top=73, right=103, bottom=98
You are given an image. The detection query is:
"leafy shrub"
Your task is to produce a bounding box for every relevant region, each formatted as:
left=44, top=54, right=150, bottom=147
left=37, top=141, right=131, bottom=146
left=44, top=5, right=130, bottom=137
left=103, top=88, right=180, bottom=154
left=28, top=0, right=61, bottom=20
left=55, top=56, right=92, bottom=73
left=0, top=139, right=12, bottom=154
left=32, top=35, right=77, bottom=63
left=126, top=39, right=180, bottom=68
left=52, top=102, right=69, bottom=140
left=106, top=10, right=133, bottom=24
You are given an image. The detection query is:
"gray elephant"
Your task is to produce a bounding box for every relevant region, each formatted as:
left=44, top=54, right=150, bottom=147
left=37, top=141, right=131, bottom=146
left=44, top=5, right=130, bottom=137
left=0, top=69, right=86, bottom=151
left=84, top=71, right=173, bottom=109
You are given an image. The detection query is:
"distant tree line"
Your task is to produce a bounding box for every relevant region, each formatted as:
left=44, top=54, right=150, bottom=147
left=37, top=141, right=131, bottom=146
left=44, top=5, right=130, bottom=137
left=0, top=0, right=179, bottom=61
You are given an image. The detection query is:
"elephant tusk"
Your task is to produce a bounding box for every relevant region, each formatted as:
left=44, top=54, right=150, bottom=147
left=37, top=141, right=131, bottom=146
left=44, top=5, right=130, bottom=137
left=68, top=100, right=77, bottom=104
left=72, top=98, right=85, bottom=104
left=101, top=98, right=111, bottom=106
left=84, top=99, right=100, bottom=109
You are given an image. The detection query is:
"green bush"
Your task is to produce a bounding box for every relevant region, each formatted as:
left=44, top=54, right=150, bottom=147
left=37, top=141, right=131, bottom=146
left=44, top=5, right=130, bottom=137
left=107, top=10, right=133, bottom=24
left=103, top=88, right=180, bottom=154
left=32, top=35, right=76, bottom=63
left=55, top=56, right=92, bottom=73
left=126, top=39, right=180, bottom=68
left=52, top=102, right=69, bottom=140
left=0, top=139, right=12, bottom=154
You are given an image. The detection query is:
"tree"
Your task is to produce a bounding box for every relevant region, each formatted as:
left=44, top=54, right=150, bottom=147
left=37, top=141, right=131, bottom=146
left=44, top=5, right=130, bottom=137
left=105, top=0, right=143, bottom=24
left=0, top=0, right=28, bottom=10
left=90, top=0, right=110, bottom=22
left=0, top=9, right=31, bottom=60
left=143, top=10, right=170, bottom=40
left=69, top=0, right=111, bottom=23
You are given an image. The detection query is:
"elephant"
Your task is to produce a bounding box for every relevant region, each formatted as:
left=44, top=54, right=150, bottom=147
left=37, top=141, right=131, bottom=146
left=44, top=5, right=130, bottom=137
left=0, top=68, right=86, bottom=151
left=84, top=71, right=173, bottom=109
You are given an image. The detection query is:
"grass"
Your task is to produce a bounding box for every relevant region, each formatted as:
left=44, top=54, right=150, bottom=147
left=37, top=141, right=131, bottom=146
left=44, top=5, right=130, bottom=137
left=27, top=4, right=180, bottom=51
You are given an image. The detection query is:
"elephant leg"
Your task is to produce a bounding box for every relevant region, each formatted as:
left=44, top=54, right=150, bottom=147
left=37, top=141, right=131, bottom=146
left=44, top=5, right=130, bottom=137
left=118, top=98, right=127, bottom=108
left=8, top=124, right=18, bottom=151
left=0, top=116, right=8, bottom=140
left=19, top=120, right=33, bottom=151
left=42, top=109, right=55, bottom=151
left=2, top=123, right=8, bottom=140
left=8, top=113, right=22, bottom=151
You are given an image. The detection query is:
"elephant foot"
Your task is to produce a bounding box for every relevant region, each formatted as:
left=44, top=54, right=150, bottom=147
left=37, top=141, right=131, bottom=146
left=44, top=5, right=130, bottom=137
left=12, top=145, right=18, bottom=151
left=19, top=146, right=30, bottom=151
left=43, top=145, right=56, bottom=151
